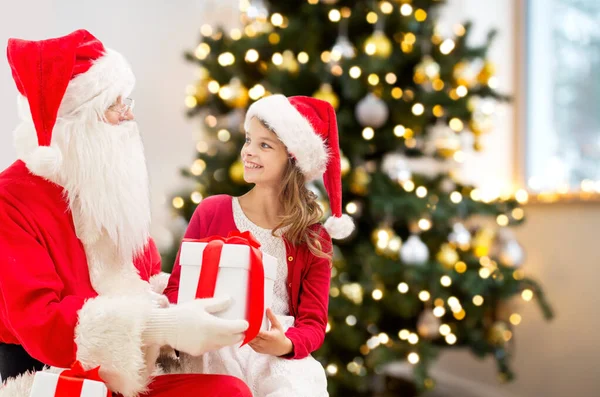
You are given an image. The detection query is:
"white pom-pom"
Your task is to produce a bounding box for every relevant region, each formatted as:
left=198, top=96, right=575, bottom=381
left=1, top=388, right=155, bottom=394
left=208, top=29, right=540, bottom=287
left=324, top=214, right=355, bottom=240
left=26, top=146, right=63, bottom=179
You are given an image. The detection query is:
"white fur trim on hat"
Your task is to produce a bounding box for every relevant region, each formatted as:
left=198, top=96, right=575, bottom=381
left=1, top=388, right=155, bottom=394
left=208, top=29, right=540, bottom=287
left=25, top=145, right=63, bottom=179
left=60, top=48, right=135, bottom=117
left=324, top=214, right=355, bottom=240
left=244, top=95, right=329, bottom=181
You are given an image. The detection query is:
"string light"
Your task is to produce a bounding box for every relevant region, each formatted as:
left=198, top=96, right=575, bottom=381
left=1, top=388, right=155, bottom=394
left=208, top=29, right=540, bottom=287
left=445, top=333, right=457, bottom=344
left=172, top=197, right=184, bottom=209
left=408, top=333, right=419, bottom=344
left=366, top=12, right=378, bottom=24
left=191, top=192, right=203, bottom=204
left=200, top=24, right=213, bottom=36
left=440, top=39, right=456, bottom=54
left=194, top=43, right=211, bottom=60
left=412, top=103, right=425, bottom=115
left=510, top=313, right=522, bottom=325
left=418, top=218, right=432, bottom=231
left=400, top=4, right=413, bottom=16
left=408, top=352, right=420, bottom=364
left=433, top=306, right=445, bottom=317
left=512, top=208, right=525, bottom=220
left=217, top=129, right=231, bottom=142
left=346, top=202, right=358, bottom=214
left=368, top=74, right=380, bottom=85
left=380, top=2, right=393, bottom=14
left=403, top=180, right=415, bottom=192
left=399, top=329, right=410, bottom=340
left=439, top=324, right=451, bottom=336
left=385, top=72, right=397, bottom=84
left=450, top=192, right=463, bottom=203
left=440, top=276, right=452, bottom=287
left=218, top=52, right=235, bottom=66
left=397, top=282, right=409, bottom=293
left=449, top=118, right=464, bottom=131
left=245, top=49, right=259, bottom=62
left=497, top=214, right=509, bottom=226
left=394, top=125, right=406, bottom=137
left=185, top=96, right=197, bottom=108
left=418, top=290, right=431, bottom=301
left=349, top=66, right=362, bottom=78
left=522, top=289, right=534, bottom=301
left=297, top=52, right=309, bottom=63
left=416, top=186, right=428, bottom=198
left=372, top=289, right=384, bottom=300
left=249, top=84, right=266, bottom=100
left=328, top=9, right=341, bottom=22
left=346, top=315, right=357, bottom=326
left=271, top=13, right=284, bottom=26
left=362, top=127, right=375, bottom=140
left=473, top=295, right=484, bottom=306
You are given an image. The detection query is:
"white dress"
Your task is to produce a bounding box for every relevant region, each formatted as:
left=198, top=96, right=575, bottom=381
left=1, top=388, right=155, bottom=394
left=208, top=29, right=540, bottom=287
left=179, top=197, right=328, bottom=397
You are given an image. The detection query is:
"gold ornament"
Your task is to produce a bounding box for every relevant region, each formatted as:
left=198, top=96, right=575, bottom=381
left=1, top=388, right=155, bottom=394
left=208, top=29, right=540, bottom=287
left=350, top=166, right=370, bottom=195
left=417, top=310, right=441, bottom=339
left=487, top=321, right=509, bottom=346
left=229, top=160, right=245, bottom=184
left=280, top=50, right=299, bottom=74
left=477, top=61, right=496, bottom=85
left=453, top=60, right=481, bottom=88
left=192, top=67, right=211, bottom=105
left=414, top=56, right=440, bottom=85
left=223, top=78, right=249, bottom=108
left=435, top=128, right=461, bottom=159
left=340, top=154, right=351, bottom=177
left=364, top=30, right=392, bottom=58
left=473, top=227, right=495, bottom=257
left=313, top=83, right=340, bottom=110
left=437, top=243, right=459, bottom=269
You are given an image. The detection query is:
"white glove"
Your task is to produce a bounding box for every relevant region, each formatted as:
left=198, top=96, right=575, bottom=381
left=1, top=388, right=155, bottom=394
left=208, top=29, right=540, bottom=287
left=142, top=295, right=249, bottom=356
left=149, top=290, right=170, bottom=308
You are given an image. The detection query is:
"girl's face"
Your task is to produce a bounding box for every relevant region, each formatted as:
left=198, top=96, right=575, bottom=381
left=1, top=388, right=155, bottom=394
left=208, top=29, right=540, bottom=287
left=241, top=117, right=289, bottom=187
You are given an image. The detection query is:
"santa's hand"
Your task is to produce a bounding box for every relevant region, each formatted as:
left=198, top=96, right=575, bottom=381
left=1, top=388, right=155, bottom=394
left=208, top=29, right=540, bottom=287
left=142, top=295, right=249, bottom=356
left=149, top=290, right=169, bottom=308
left=248, top=309, right=293, bottom=356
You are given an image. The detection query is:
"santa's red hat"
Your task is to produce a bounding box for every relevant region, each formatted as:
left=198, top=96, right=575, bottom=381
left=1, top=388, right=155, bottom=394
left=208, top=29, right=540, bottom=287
left=244, top=94, right=355, bottom=239
left=7, top=29, right=135, bottom=178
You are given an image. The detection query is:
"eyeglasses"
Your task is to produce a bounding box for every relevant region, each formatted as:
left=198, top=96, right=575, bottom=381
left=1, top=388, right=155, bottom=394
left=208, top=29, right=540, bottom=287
left=107, top=97, right=135, bottom=117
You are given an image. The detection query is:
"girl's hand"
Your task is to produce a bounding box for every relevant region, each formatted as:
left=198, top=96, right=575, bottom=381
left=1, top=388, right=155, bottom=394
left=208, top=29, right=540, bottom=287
left=248, top=309, right=293, bottom=356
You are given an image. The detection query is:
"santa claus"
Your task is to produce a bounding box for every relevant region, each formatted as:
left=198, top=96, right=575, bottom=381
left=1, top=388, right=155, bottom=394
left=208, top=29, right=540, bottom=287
left=0, top=30, right=251, bottom=396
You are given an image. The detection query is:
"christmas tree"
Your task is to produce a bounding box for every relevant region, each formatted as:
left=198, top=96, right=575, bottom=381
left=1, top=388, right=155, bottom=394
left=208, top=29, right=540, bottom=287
left=163, top=0, right=553, bottom=395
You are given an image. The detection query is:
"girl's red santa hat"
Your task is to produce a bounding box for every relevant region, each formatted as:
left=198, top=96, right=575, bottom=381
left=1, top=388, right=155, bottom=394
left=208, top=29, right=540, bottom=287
left=244, top=94, right=355, bottom=240
left=7, top=29, right=135, bottom=178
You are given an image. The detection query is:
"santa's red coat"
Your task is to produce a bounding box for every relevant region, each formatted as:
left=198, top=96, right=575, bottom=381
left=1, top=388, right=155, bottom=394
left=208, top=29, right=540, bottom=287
left=0, top=161, right=251, bottom=397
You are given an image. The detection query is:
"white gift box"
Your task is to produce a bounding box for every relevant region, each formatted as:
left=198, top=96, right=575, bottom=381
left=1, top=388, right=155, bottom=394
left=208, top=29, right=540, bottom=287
left=178, top=241, right=277, bottom=331
left=29, top=371, right=108, bottom=397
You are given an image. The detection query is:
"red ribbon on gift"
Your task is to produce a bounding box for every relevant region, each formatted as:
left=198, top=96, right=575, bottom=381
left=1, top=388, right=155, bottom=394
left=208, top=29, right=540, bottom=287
left=55, top=361, right=111, bottom=397
left=183, top=230, right=265, bottom=345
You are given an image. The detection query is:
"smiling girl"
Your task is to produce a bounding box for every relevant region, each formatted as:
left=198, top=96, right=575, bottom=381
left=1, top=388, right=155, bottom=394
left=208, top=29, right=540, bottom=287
left=165, top=95, right=354, bottom=396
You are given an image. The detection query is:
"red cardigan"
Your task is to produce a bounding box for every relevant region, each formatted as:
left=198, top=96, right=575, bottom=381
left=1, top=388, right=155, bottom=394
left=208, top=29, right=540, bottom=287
left=164, top=195, right=332, bottom=360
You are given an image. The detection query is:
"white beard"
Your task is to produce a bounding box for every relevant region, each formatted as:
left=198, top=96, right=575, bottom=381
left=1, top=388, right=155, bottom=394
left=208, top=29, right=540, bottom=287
left=15, top=115, right=152, bottom=295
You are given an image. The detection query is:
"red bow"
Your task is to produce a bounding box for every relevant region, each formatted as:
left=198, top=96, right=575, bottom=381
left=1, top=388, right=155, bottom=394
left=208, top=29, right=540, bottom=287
left=183, top=231, right=265, bottom=345
left=55, top=361, right=111, bottom=396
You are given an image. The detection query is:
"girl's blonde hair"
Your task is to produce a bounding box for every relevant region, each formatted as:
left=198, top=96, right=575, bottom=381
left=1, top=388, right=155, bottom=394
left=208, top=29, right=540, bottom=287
left=257, top=119, right=332, bottom=260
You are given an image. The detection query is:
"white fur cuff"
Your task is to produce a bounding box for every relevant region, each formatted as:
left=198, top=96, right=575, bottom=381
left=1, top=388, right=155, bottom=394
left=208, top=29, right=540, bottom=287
left=75, top=295, right=154, bottom=397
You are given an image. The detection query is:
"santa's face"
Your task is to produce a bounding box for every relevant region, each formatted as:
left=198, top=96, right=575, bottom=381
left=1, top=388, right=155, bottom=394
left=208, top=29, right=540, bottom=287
left=50, top=108, right=151, bottom=263
left=241, top=117, right=289, bottom=187
left=104, top=96, right=135, bottom=125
